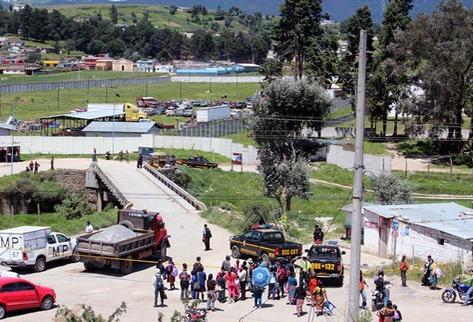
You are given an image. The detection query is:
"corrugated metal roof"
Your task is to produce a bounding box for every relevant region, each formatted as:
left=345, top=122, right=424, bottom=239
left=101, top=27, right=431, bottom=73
left=364, top=202, right=473, bottom=240
left=0, top=123, right=15, bottom=131
left=41, top=110, right=124, bottom=120
left=82, top=121, right=157, bottom=133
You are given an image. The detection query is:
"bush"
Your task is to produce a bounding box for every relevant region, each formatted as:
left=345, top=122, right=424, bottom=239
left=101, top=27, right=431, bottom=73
left=55, top=190, right=93, bottom=220
left=54, top=302, right=126, bottom=322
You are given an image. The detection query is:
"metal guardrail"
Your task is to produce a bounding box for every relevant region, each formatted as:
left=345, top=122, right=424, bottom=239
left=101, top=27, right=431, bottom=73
left=0, top=76, right=171, bottom=94
left=92, top=162, right=130, bottom=207
left=143, top=163, right=207, bottom=211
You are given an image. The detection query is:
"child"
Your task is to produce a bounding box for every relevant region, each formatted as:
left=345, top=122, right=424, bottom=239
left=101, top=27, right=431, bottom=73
left=295, top=285, right=307, bottom=317
left=393, top=304, right=402, bottom=321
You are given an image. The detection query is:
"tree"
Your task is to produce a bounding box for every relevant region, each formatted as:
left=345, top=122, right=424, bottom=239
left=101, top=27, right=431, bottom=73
left=372, top=174, right=412, bottom=205
left=54, top=302, right=126, bottom=322
left=273, top=0, right=324, bottom=80
left=109, top=4, right=118, bottom=24
left=250, top=79, right=330, bottom=216
left=305, top=32, right=339, bottom=88
left=190, top=30, right=214, bottom=60
left=339, top=6, right=374, bottom=107
left=367, top=0, right=413, bottom=136
left=395, top=0, right=473, bottom=142
left=25, top=52, right=41, bottom=64
left=259, top=58, right=283, bottom=83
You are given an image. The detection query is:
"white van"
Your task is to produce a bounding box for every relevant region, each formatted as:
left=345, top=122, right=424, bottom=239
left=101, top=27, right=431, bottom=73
left=0, top=226, right=78, bottom=272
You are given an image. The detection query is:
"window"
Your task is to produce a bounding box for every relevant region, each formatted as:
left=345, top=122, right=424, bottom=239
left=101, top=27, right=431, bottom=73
left=243, top=232, right=253, bottom=239
left=308, top=246, right=340, bottom=258
left=262, top=232, right=284, bottom=243
left=1, top=283, right=17, bottom=293
left=47, top=235, right=56, bottom=244
left=56, top=234, right=68, bottom=243
left=252, top=232, right=262, bottom=241
left=15, top=282, right=35, bottom=291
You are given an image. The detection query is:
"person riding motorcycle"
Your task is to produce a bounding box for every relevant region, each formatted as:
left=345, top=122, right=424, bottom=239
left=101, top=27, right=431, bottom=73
left=461, top=270, right=473, bottom=306
left=374, top=270, right=389, bottom=307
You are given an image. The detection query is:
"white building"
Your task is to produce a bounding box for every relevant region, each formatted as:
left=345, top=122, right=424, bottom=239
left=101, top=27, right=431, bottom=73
left=344, top=202, right=473, bottom=268
left=82, top=121, right=161, bottom=137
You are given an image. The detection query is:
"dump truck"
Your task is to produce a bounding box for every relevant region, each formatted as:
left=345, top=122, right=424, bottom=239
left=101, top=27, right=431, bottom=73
left=76, top=209, right=170, bottom=274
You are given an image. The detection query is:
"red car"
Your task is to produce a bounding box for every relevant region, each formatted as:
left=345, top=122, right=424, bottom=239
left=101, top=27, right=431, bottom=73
left=0, top=277, right=56, bottom=319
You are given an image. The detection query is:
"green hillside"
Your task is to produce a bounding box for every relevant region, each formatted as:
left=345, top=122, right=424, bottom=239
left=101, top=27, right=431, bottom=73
left=46, top=4, right=250, bottom=32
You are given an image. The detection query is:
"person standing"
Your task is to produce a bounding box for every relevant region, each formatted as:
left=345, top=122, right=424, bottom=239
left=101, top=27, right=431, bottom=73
left=313, top=281, right=327, bottom=316
left=287, top=272, right=298, bottom=305
left=313, top=224, right=324, bottom=244
left=29, top=160, right=34, bottom=172
left=125, top=150, right=130, bottom=163
left=179, top=263, right=191, bottom=301
left=85, top=221, right=94, bottom=233
left=225, top=267, right=238, bottom=303
left=422, top=255, right=434, bottom=286
left=298, top=255, right=310, bottom=287
left=196, top=267, right=207, bottom=301
left=166, top=259, right=177, bottom=290
left=360, top=270, right=368, bottom=308
left=50, top=156, right=55, bottom=171
left=118, top=150, right=124, bottom=162
left=238, top=266, right=248, bottom=300
left=253, top=286, right=264, bottom=309
left=92, top=148, right=97, bottom=162
left=276, top=262, right=287, bottom=298
left=191, top=256, right=203, bottom=276
left=137, top=154, right=143, bottom=168
left=399, top=255, right=409, bottom=287
left=222, top=255, right=231, bottom=272
left=206, top=274, right=218, bottom=311
left=295, top=285, right=307, bottom=317
left=153, top=269, right=166, bottom=307
left=34, top=161, right=40, bottom=174
left=202, top=224, right=212, bottom=251
left=393, top=304, right=403, bottom=321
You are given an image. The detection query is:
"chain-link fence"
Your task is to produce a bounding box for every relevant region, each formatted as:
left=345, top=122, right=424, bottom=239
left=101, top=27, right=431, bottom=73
left=0, top=76, right=171, bottom=94
left=162, top=118, right=247, bottom=137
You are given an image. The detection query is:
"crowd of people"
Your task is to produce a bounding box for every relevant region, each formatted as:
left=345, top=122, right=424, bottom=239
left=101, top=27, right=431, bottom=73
left=150, top=254, right=337, bottom=318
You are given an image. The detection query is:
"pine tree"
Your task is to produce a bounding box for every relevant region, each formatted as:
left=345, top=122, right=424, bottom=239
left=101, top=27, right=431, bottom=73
left=110, top=4, right=118, bottom=24
left=273, top=0, right=324, bottom=80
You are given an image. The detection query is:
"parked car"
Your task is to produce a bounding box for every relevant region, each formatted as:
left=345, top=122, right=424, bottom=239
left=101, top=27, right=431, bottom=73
left=0, top=277, right=56, bottom=319
left=305, top=243, right=345, bottom=286
left=175, top=156, right=218, bottom=169
left=136, top=96, right=159, bottom=108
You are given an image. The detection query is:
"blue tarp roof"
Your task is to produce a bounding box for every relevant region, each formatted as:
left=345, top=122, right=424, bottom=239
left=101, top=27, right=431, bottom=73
left=82, top=121, right=157, bottom=133
left=364, top=202, right=473, bottom=240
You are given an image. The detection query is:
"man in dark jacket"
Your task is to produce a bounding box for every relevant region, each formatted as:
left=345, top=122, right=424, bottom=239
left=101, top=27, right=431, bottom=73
left=202, top=224, right=212, bottom=251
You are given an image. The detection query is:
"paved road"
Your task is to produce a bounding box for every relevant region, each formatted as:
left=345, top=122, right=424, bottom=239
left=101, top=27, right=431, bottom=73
left=1, top=159, right=472, bottom=321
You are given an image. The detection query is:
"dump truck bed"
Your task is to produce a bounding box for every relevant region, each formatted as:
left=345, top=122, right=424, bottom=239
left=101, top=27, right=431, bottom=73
left=76, top=229, right=155, bottom=258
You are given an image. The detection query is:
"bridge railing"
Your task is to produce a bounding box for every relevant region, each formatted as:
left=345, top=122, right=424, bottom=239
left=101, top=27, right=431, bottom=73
left=143, top=163, right=207, bottom=211
left=93, top=162, right=130, bottom=207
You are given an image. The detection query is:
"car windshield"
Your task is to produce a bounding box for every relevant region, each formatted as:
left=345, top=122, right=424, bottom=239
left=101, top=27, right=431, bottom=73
left=308, top=246, right=340, bottom=258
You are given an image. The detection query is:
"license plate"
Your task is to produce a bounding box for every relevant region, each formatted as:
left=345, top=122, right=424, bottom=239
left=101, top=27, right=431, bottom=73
left=281, top=249, right=299, bottom=256
left=311, top=263, right=336, bottom=271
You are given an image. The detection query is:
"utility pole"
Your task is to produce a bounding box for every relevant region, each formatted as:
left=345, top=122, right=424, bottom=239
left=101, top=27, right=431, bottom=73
left=10, top=100, right=16, bottom=175
left=347, top=30, right=367, bottom=322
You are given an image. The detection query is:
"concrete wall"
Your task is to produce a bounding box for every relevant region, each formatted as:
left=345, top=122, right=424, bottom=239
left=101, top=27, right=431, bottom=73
left=3, top=135, right=259, bottom=165
left=327, top=145, right=391, bottom=175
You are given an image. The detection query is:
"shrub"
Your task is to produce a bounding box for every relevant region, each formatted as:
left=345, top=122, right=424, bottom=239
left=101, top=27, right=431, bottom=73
left=54, top=302, right=126, bottom=322
left=55, top=190, right=93, bottom=220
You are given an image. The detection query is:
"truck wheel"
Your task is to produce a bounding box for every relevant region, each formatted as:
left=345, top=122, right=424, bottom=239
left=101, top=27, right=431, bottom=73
left=84, top=262, right=95, bottom=271
left=231, top=246, right=241, bottom=259
left=336, top=277, right=344, bottom=287
left=120, top=257, right=134, bottom=274
left=0, top=304, right=5, bottom=319
left=70, top=253, right=80, bottom=263
left=160, top=242, right=167, bottom=260
left=119, top=220, right=134, bottom=230
left=34, top=257, right=46, bottom=272
left=41, top=296, right=54, bottom=310
left=261, top=253, right=270, bottom=264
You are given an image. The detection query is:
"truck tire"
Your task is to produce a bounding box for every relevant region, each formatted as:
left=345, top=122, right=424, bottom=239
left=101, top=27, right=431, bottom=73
left=34, top=257, right=46, bottom=272
left=261, top=253, right=270, bottom=264
left=0, top=304, right=6, bottom=319
left=41, top=296, right=54, bottom=310
left=231, top=246, right=241, bottom=259
left=120, top=257, right=134, bottom=274
left=336, top=277, right=344, bottom=287
left=84, top=262, right=95, bottom=271
left=119, top=220, right=134, bottom=231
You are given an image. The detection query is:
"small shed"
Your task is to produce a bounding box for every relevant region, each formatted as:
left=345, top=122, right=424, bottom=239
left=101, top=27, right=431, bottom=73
left=96, top=59, right=115, bottom=71
left=344, top=202, right=473, bottom=266
left=112, top=58, right=134, bottom=72
left=82, top=121, right=161, bottom=137
left=0, top=123, right=14, bottom=136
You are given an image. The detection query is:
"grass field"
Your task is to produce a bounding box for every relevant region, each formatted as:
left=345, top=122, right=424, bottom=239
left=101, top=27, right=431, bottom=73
left=183, top=166, right=349, bottom=240
left=328, top=105, right=352, bottom=119
left=0, top=82, right=261, bottom=121
left=46, top=4, right=250, bottom=33
left=151, top=114, right=189, bottom=126
left=0, top=71, right=159, bottom=85
left=224, top=131, right=256, bottom=147
left=0, top=208, right=117, bottom=235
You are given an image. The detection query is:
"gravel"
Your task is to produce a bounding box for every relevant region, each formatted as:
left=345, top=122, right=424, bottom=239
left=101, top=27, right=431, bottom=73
left=89, top=225, right=138, bottom=243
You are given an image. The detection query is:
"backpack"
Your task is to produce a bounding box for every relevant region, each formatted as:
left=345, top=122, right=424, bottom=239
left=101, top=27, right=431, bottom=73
left=154, top=274, right=164, bottom=289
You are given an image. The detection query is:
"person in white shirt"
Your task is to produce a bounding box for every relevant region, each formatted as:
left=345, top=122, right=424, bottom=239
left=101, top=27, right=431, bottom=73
left=238, top=266, right=248, bottom=300
left=85, top=221, right=94, bottom=233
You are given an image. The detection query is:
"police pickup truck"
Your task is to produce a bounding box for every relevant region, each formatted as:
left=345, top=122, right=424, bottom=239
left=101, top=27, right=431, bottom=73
left=230, top=229, right=302, bottom=263
left=0, top=226, right=78, bottom=272
left=306, top=243, right=345, bottom=286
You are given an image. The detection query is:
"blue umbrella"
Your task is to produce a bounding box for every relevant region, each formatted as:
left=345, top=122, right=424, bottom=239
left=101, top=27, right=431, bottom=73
left=252, top=265, right=271, bottom=288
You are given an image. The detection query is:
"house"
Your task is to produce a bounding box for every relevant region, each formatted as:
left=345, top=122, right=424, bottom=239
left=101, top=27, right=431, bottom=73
left=58, top=58, right=81, bottom=70
left=343, top=202, right=473, bottom=267
left=0, top=64, right=42, bottom=75
left=96, top=59, right=115, bottom=71
left=135, top=60, right=174, bottom=73
left=0, top=123, right=15, bottom=136
left=82, top=121, right=161, bottom=137
left=112, top=58, right=134, bottom=72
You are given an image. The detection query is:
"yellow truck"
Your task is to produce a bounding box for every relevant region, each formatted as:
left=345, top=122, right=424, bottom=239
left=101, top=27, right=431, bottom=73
left=124, top=103, right=148, bottom=121
left=87, top=103, right=148, bottom=122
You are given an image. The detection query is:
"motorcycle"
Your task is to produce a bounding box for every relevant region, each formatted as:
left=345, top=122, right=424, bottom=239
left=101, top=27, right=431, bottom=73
left=441, top=278, right=471, bottom=304
left=371, top=282, right=391, bottom=311
left=184, top=306, right=207, bottom=322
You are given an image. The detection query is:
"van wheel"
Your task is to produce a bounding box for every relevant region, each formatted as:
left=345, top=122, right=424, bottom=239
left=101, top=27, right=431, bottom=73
left=120, top=257, right=134, bottom=274
left=34, top=257, right=46, bottom=272
left=0, top=304, right=6, bottom=319
left=41, top=296, right=54, bottom=310
left=231, top=246, right=241, bottom=259
left=84, top=262, right=95, bottom=271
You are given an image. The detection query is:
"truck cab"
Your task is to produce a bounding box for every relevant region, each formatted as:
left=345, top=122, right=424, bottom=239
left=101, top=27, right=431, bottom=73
left=124, top=103, right=148, bottom=122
